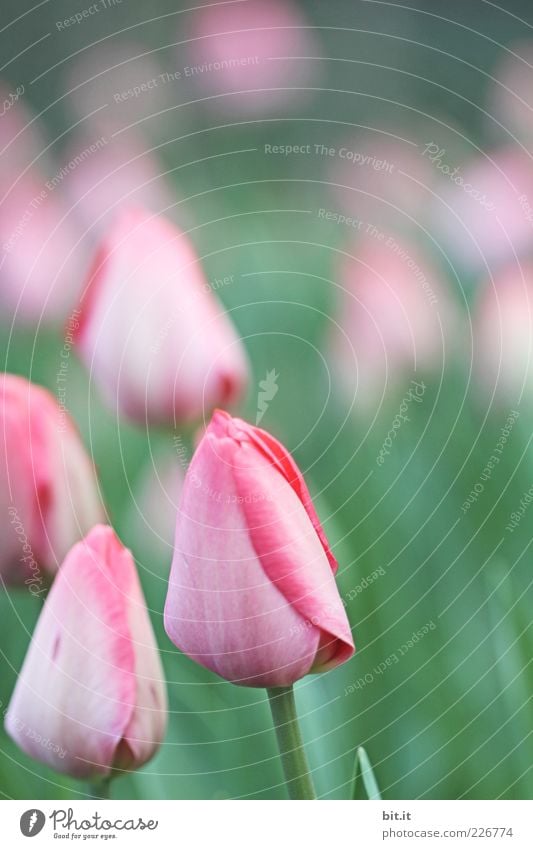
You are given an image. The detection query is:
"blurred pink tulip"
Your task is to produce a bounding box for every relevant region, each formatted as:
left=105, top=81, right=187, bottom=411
left=64, top=44, right=168, bottom=136
left=473, top=263, right=533, bottom=398
left=329, top=134, right=435, bottom=237
left=74, top=206, right=249, bottom=425
left=128, top=448, right=185, bottom=567
left=5, top=525, right=167, bottom=778
left=0, top=80, right=44, bottom=178
left=1, top=374, right=104, bottom=587
left=489, top=41, right=533, bottom=144
left=64, top=132, right=175, bottom=241
left=429, top=147, right=533, bottom=276
left=164, top=410, right=354, bottom=687
left=0, top=81, right=89, bottom=324
left=0, top=171, right=88, bottom=324
left=331, top=235, right=460, bottom=408
left=183, top=0, right=319, bottom=115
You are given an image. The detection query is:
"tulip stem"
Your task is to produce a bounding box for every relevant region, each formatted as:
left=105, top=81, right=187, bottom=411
left=88, top=776, right=112, bottom=799
left=267, top=685, right=316, bottom=800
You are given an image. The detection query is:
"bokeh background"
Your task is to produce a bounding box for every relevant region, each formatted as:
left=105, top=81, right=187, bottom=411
left=1, top=0, right=533, bottom=799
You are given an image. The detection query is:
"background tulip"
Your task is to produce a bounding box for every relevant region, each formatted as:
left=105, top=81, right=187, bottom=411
left=331, top=234, right=461, bottom=410
left=164, top=410, right=354, bottom=688
left=473, top=263, right=533, bottom=399
left=183, top=0, right=319, bottom=116
left=0, top=374, right=104, bottom=585
left=64, top=131, right=175, bottom=241
left=74, top=206, right=249, bottom=425
left=5, top=525, right=167, bottom=779
left=0, top=81, right=88, bottom=325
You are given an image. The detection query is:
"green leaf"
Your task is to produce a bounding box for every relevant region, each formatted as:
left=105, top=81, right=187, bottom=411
left=351, top=747, right=382, bottom=800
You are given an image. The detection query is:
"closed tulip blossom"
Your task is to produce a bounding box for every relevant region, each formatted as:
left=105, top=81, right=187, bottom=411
left=74, top=207, right=249, bottom=425
left=183, top=0, right=319, bottom=116
left=473, top=263, right=533, bottom=398
left=331, top=235, right=460, bottom=409
left=0, top=86, right=88, bottom=325
left=164, top=410, right=354, bottom=688
left=1, top=374, right=104, bottom=587
left=5, top=525, right=167, bottom=781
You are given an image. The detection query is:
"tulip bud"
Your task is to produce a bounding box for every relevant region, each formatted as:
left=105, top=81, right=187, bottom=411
left=429, top=147, right=533, bottom=276
left=473, top=263, right=533, bottom=398
left=5, top=525, right=167, bottom=779
left=1, top=374, right=104, bottom=586
left=64, top=132, right=175, bottom=240
left=164, top=410, right=354, bottom=687
left=74, top=206, right=249, bottom=425
left=0, top=83, right=88, bottom=325
left=183, top=0, right=319, bottom=116
left=331, top=235, right=460, bottom=409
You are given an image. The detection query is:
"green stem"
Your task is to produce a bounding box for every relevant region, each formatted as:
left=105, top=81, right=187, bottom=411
left=88, top=776, right=112, bottom=799
left=267, top=685, right=316, bottom=800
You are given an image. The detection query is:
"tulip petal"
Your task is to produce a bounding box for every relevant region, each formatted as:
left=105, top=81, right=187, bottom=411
left=5, top=527, right=146, bottom=777
left=165, top=433, right=321, bottom=686
left=212, top=410, right=338, bottom=573
left=233, top=440, right=355, bottom=672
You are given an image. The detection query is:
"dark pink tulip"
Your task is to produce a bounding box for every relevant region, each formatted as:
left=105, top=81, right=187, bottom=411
left=1, top=374, right=104, bottom=586
left=164, top=410, right=354, bottom=687
left=74, top=206, right=249, bottom=424
left=5, top=525, right=167, bottom=778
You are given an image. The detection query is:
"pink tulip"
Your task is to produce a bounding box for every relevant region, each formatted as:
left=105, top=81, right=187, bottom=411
left=0, top=82, right=89, bottom=324
left=64, top=132, right=175, bottom=240
left=74, top=206, right=249, bottom=424
left=1, top=374, right=104, bottom=586
left=489, top=40, right=533, bottom=144
left=331, top=234, right=460, bottom=408
left=64, top=44, right=167, bottom=137
left=429, top=147, right=533, bottom=276
left=5, top=525, right=167, bottom=778
left=0, top=171, right=88, bottom=324
left=0, top=79, right=45, bottom=179
left=329, top=134, right=435, bottom=237
left=183, top=0, right=319, bottom=115
left=127, top=448, right=185, bottom=568
left=473, top=263, right=533, bottom=398
left=164, top=410, right=354, bottom=687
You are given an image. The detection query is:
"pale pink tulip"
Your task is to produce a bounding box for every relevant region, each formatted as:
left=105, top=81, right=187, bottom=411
left=329, top=134, right=435, bottom=237
left=489, top=41, right=533, bottom=144
left=5, top=525, right=167, bottom=778
left=0, top=82, right=88, bottom=324
left=429, top=147, right=533, bottom=275
left=64, top=132, right=175, bottom=240
left=183, top=0, right=319, bottom=115
left=473, top=263, right=533, bottom=398
left=128, top=448, right=185, bottom=567
left=331, top=235, right=460, bottom=408
left=164, top=410, right=354, bottom=687
left=0, top=171, right=88, bottom=324
left=74, top=206, right=249, bottom=424
left=64, top=44, right=167, bottom=136
left=1, top=374, right=104, bottom=586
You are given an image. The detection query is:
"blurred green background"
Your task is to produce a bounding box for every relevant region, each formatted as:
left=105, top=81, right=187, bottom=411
left=1, top=0, right=532, bottom=800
